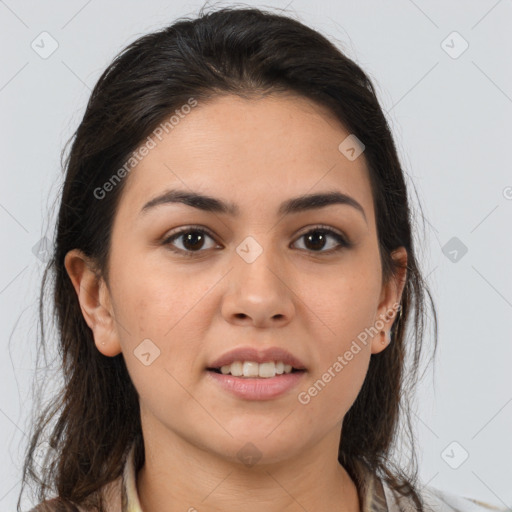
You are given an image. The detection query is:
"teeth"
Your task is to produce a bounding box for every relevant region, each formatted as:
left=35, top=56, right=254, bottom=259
left=219, top=361, right=294, bottom=378
left=243, top=361, right=259, bottom=377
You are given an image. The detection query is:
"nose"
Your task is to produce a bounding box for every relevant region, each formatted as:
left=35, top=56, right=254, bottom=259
left=220, top=243, right=295, bottom=328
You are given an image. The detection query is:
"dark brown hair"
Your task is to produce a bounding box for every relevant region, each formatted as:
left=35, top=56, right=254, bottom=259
left=18, top=4, right=438, bottom=511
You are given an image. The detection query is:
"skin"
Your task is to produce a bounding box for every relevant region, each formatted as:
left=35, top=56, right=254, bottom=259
left=65, top=93, right=407, bottom=512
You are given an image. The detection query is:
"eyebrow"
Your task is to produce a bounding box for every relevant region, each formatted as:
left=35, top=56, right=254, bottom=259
left=140, top=189, right=367, bottom=224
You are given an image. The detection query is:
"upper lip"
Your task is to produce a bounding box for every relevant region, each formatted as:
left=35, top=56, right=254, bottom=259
left=207, top=346, right=307, bottom=370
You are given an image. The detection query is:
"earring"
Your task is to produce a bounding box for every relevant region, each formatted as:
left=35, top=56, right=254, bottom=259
left=393, top=304, right=403, bottom=340
left=380, top=303, right=403, bottom=345
left=380, top=330, right=391, bottom=345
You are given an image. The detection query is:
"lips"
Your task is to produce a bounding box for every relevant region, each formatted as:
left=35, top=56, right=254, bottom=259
left=207, top=346, right=307, bottom=371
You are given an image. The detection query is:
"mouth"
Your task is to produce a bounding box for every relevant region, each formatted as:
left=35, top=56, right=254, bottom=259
left=206, top=360, right=306, bottom=379
left=207, top=367, right=305, bottom=376
left=205, top=347, right=308, bottom=400
left=206, top=346, right=307, bottom=379
left=205, top=362, right=307, bottom=400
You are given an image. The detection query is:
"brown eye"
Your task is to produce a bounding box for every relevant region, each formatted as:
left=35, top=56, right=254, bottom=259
left=162, top=224, right=351, bottom=258
left=293, top=227, right=351, bottom=254
left=163, top=227, right=218, bottom=256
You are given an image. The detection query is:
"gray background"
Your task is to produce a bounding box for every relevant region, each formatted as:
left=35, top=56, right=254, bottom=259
left=1, top=0, right=511, bottom=510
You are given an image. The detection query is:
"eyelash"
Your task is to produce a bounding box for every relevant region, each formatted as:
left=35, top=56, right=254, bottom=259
left=161, top=224, right=352, bottom=258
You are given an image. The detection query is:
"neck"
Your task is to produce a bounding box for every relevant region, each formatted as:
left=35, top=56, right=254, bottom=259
left=136, top=422, right=361, bottom=512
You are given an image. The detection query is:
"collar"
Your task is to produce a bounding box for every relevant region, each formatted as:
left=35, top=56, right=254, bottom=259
left=121, top=442, right=388, bottom=512
left=122, top=441, right=144, bottom=512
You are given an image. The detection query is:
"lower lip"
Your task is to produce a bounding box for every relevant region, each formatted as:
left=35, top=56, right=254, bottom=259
left=206, top=370, right=306, bottom=400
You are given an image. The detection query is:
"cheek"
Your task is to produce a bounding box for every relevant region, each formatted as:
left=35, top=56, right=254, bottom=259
left=303, top=262, right=381, bottom=344
left=113, top=273, right=204, bottom=420
left=301, top=338, right=372, bottom=427
left=111, top=256, right=216, bottom=378
left=112, top=253, right=210, bottom=340
left=296, top=261, right=379, bottom=417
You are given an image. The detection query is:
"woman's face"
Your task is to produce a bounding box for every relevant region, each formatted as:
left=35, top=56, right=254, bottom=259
left=67, top=93, right=406, bottom=466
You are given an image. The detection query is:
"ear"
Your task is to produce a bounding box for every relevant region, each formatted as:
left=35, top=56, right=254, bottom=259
left=371, top=246, right=407, bottom=355
left=64, top=249, right=122, bottom=357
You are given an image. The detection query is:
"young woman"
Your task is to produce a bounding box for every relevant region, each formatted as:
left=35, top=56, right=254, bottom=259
left=18, top=5, right=508, bottom=512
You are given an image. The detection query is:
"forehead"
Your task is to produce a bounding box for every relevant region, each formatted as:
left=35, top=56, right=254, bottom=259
left=116, top=93, right=374, bottom=224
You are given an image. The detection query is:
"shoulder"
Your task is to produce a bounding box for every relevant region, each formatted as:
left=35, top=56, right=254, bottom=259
left=26, top=474, right=124, bottom=512
left=382, top=479, right=510, bottom=512
left=423, top=486, right=510, bottom=512
left=26, top=497, right=85, bottom=511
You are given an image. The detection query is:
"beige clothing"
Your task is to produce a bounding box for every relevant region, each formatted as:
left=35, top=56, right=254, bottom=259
left=29, top=442, right=510, bottom=511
